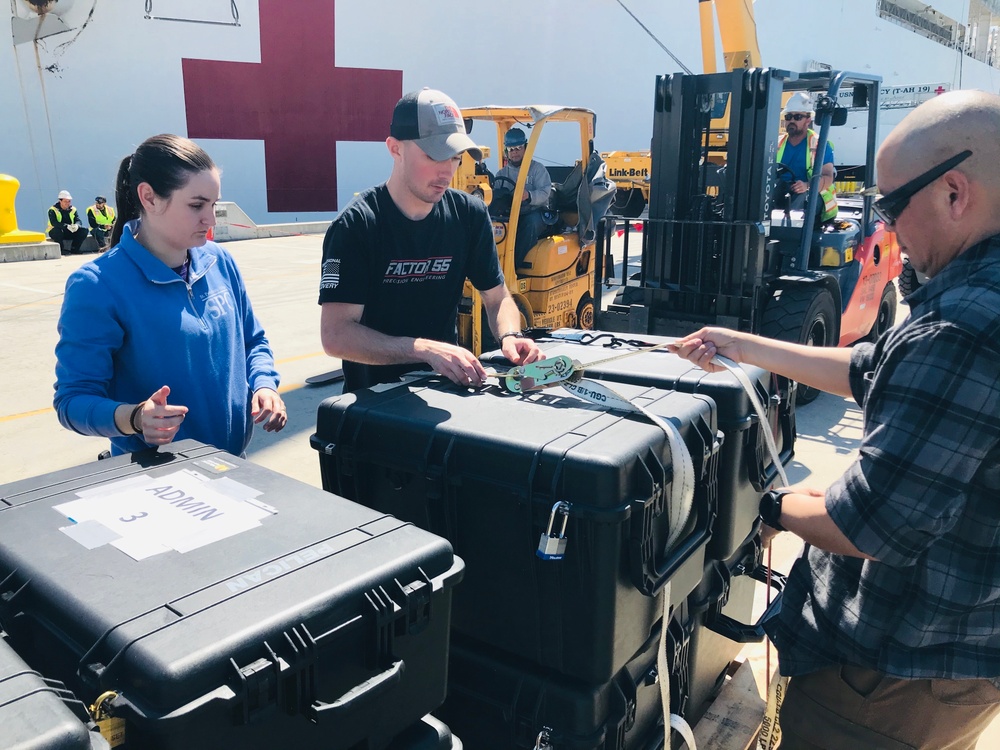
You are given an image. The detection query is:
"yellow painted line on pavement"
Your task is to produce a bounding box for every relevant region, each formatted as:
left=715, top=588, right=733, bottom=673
left=0, top=407, right=53, bottom=423
left=0, top=352, right=331, bottom=422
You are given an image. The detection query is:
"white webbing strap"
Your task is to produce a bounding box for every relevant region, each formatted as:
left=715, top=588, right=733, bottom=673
left=560, top=377, right=695, bottom=549
left=557, top=353, right=792, bottom=749
left=560, top=377, right=697, bottom=747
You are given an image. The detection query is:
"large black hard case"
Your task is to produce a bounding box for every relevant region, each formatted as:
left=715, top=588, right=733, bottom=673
left=0, top=634, right=109, bottom=750
left=482, top=332, right=795, bottom=559
left=437, top=613, right=688, bottom=750
left=312, top=375, right=720, bottom=684
left=0, top=441, right=464, bottom=750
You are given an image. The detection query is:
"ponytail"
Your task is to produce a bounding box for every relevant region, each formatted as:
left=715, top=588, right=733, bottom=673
left=110, top=155, right=138, bottom=247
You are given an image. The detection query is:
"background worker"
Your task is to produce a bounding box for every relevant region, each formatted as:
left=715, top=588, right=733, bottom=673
left=670, top=90, right=1000, bottom=749
left=776, top=91, right=837, bottom=219
left=319, top=88, right=543, bottom=394
left=47, top=190, right=89, bottom=255
left=86, top=196, right=116, bottom=252
left=54, top=134, right=286, bottom=457
left=494, top=127, right=552, bottom=266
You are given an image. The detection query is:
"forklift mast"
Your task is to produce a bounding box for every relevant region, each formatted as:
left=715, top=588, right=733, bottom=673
left=623, top=67, right=786, bottom=335
left=600, top=67, right=884, bottom=339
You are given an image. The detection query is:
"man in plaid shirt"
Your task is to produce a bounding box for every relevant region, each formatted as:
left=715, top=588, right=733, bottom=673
left=670, top=90, right=1000, bottom=748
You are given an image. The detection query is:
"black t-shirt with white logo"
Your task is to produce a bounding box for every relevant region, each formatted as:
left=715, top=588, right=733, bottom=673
left=319, top=184, right=503, bottom=392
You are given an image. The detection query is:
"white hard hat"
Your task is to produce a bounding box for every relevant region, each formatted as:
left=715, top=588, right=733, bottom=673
left=783, top=92, right=814, bottom=115
left=58, top=190, right=72, bottom=200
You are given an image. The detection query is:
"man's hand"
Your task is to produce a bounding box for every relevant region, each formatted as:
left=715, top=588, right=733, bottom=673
left=667, top=327, right=745, bottom=373
left=137, top=385, right=189, bottom=446
left=791, top=180, right=809, bottom=194
left=67, top=223, right=79, bottom=232
left=501, top=336, right=544, bottom=366
left=415, top=339, right=489, bottom=387
left=252, top=388, right=287, bottom=432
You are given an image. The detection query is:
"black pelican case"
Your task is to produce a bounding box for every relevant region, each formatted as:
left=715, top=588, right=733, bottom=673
left=312, top=375, right=720, bottom=684
left=0, top=440, right=464, bottom=750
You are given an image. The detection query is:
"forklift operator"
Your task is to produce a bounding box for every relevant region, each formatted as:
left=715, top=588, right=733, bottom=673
left=776, top=92, right=836, bottom=218
left=495, top=127, right=552, bottom=266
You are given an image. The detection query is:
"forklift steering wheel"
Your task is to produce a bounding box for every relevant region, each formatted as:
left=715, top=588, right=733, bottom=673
left=774, top=162, right=795, bottom=183
left=489, top=174, right=518, bottom=218
left=492, top=174, right=517, bottom=193
left=773, top=162, right=796, bottom=204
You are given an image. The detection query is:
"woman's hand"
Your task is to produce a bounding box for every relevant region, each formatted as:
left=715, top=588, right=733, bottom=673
left=252, top=388, right=287, bottom=432
left=136, top=385, right=189, bottom=445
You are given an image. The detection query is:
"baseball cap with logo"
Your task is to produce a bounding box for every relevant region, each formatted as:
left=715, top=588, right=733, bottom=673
left=58, top=190, right=72, bottom=200
left=390, top=88, right=483, bottom=162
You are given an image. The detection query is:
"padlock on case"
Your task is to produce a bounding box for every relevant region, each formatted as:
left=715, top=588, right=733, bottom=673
left=537, top=501, right=571, bottom=560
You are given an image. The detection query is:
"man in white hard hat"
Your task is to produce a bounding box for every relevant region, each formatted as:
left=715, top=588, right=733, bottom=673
left=776, top=92, right=838, bottom=220
left=47, top=190, right=89, bottom=255
left=318, top=88, right=543, bottom=393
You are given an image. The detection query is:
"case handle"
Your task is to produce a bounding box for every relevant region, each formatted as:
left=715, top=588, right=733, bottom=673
left=706, top=564, right=786, bottom=643
left=629, top=485, right=713, bottom=597
left=305, top=659, right=405, bottom=722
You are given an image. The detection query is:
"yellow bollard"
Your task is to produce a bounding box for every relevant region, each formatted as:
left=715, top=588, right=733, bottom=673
left=0, top=174, right=47, bottom=244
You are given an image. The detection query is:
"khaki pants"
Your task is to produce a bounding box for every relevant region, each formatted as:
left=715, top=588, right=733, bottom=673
left=778, top=665, right=1000, bottom=750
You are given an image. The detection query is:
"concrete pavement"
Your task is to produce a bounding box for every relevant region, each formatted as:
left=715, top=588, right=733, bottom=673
left=1, top=234, right=997, bottom=747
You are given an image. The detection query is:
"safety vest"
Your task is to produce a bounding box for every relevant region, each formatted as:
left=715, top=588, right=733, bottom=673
left=87, top=204, right=116, bottom=229
left=47, top=206, right=80, bottom=232
left=777, top=130, right=838, bottom=221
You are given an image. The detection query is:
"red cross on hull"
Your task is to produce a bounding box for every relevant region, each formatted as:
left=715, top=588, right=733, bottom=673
left=182, top=0, right=401, bottom=212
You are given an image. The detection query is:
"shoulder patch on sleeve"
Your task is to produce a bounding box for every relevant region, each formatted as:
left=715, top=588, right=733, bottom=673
left=320, top=258, right=341, bottom=289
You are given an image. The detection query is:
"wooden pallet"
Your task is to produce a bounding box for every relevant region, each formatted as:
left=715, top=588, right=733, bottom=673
left=692, top=658, right=766, bottom=750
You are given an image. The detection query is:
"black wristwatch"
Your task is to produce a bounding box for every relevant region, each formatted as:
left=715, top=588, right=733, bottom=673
left=759, top=489, right=790, bottom=532
left=498, top=331, right=525, bottom=344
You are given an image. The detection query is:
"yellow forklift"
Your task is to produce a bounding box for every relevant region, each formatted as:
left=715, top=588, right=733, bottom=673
left=454, top=106, right=614, bottom=355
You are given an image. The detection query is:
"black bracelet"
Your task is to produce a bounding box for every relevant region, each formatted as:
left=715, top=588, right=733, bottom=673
left=129, top=402, right=144, bottom=435
left=498, top=331, right=524, bottom=344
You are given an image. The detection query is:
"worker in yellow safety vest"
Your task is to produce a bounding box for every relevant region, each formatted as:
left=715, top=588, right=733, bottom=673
left=86, top=196, right=116, bottom=251
left=47, top=190, right=90, bottom=254
left=776, top=92, right=838, bottom=221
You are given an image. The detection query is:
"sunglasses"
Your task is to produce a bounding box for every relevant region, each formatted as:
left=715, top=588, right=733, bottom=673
left=784, top=113, right=808, bottom=122
left=872, top=149, right=972, bottom=226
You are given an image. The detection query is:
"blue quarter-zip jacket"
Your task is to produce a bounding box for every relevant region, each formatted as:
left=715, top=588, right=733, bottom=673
left=54, top=221, right=280, bottom=456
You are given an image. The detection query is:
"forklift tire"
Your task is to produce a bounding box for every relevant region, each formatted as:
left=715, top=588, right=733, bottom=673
left=575, top=293, right=595, bottom=330
left=863, top=281, right=898, bottom=343
left=761, top=286, right=837, bottom=405
left=612, top=188, right=646, bottom=218
left=898, top=256, right=922, bottom=299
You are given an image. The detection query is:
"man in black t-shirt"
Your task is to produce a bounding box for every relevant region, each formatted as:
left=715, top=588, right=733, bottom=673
left=319, top=88, right=543, bottom=393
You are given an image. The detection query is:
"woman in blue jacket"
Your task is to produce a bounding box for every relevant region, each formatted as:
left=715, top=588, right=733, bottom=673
left=54, top=134, right=286, bottom=456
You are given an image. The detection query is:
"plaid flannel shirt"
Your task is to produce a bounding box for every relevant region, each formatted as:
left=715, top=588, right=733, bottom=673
left=767, top=236, right=1000, bottom=681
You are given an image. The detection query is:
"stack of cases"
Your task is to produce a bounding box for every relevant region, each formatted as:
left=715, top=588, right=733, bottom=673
left=480, top=331, right=794, bottom=730
left=0, top=440, right=464, bottom=750
left=1, top=634, right=110, bottom=750
left=312, top=373, right=723, bottom=748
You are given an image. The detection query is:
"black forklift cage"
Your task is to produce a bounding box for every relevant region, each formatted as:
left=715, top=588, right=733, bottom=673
left=594, top=68, right=882, bottom=335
